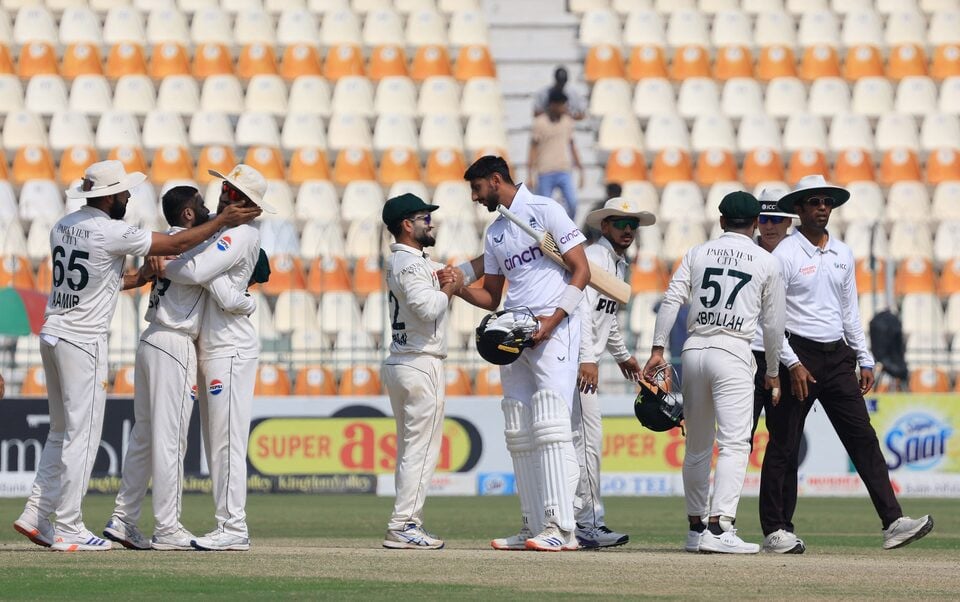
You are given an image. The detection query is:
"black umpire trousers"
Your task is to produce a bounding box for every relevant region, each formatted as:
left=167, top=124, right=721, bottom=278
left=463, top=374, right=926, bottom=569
left=759, top=334, right=902, bottom=536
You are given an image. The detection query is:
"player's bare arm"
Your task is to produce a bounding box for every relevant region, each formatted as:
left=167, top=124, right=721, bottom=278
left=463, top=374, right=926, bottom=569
left=618, top=357, right=642, bottom=382
left=577, top=362, right=598, bottom=394
left=788, top=362, right=816, bottom=400
left=533, top=243, right=590, bottom=345
left=147, top=203, right=260, bottom=256
left=457, top=273, right=504, bottom=310
left=642, top=346, right=666, bottom=381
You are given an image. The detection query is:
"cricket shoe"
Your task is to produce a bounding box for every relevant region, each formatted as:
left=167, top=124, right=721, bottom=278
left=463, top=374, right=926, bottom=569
left=191, top=530, right=250, bottom=551
left=103, top=517, right=151, bottom=550
left=685, top=530, right=702, bottom=553
left=13, top=513, right=53, bottom=548
left=882, top=515, right=934, bottom=550
left=151, top=528, right=197, bottom=551
left=575, top=524, right=629, bottom=549
left=762, top=529, right=806, bottom=554
left=699, top=528, right=760, bottom=554
left=51, top=530, right=112, bottom=552
left=525, top=525, right=579, bottom=552
left=382, top=523, right=444, bottom=550
left=490, top=526, right=533, bottom=551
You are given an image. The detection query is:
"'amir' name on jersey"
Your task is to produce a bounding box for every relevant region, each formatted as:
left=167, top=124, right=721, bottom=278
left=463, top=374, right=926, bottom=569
left=50, top=291, right=80, bottom=309
left=706, top=247, right=754, bottom=266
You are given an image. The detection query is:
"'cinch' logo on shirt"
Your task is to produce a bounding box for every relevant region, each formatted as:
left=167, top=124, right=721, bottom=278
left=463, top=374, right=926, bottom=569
left=504, top=245, right=544, bottom=270
left=558, top=229, right=581, bottom=245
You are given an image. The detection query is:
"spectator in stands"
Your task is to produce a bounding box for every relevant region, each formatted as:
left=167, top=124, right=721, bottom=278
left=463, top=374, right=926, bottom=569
left=528, top=90, right=583, bottom=219
left=533, top=66, right=587, bottom=120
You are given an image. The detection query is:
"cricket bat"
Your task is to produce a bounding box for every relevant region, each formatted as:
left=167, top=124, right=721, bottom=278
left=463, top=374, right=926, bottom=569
left=496, top=205, right=631, bottom=305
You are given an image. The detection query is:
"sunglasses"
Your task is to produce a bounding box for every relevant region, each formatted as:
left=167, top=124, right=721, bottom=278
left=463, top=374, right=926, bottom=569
left=609, top=218, right=640, bottom=230
left=221, top=182, right=247, bottom=203
left=759, top=215, right=787, bottom=225
left=407, top=214, right=432, bottom=225
left=801, top=196, right=836, bottom=208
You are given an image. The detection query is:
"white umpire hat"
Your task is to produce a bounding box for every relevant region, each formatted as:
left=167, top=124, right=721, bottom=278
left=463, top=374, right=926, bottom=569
left=65, top=160, right=146, bottom=199
left=757, top=188, right=797, bottom=219
left=586, top=197, right=656, bottom=229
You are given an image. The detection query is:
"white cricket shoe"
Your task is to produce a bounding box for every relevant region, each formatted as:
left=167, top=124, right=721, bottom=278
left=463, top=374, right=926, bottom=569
left=699, top=528, right=760, bottom=554
left=762, top=529, right=806, bottom=554
left=51, top=530, right=112, bottom=552
left=382, top=523, right=444, bottom=550
left=685, top=530, right=702, bottom=553
left=191, top=530, right=250, bottom=551
left=575, top=524, right=629, bottom=549
left=151, top=528, right=197, bottom=551
left=882, top=515, right=934, bottom=550
left=525, top=525, right=578, bottom=552
left=103, top=517, right=151, bottom=550
left=490, top=526, right=533, bottom=551
left=13, top=512, right=54, bottom=548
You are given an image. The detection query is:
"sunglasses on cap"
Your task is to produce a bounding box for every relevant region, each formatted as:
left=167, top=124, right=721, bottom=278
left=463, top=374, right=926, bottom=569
left=407, top=213, right=432, bottom=225
left=800, top=196, right=835, bottom=208
left=608, top=218, right=640, bottom=230
left=758, top=215, right=787, bottom=225
left=221, top=181, right=248, bottom=203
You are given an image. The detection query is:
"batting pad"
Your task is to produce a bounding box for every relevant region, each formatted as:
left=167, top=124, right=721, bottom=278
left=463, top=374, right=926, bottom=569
left=501, top=398, right=543, bottom=536
left=531, top=390, right=579, bottom=532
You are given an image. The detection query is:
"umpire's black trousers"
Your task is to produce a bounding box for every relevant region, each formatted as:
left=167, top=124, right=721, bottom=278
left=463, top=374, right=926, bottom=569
left=759, top=334, right=902, bottom=536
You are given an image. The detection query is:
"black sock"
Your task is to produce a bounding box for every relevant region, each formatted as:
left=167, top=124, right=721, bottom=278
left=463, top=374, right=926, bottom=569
left=708, top=523, right=724, bottom=536
left=690, top=522, right=705, bottom=533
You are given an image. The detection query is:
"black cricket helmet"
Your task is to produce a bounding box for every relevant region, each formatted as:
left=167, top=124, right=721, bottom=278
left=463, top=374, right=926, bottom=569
left=634, top=363, right=684, bottom=432
left=475, top=307, right=539, bottom=365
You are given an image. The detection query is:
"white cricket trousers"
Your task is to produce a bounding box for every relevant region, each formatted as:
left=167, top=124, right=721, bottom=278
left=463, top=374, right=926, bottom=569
left=382, top=354, right=445, bottom=531
left=112, top=327, right=196, bottom=536
left=500, top=314, right=580, bottom=410
left=572, top=388, right=605, bottom=527
left=23, top=335, right=108, bottom=536
left=197, top=354, right=257, bottom=538
left=681, top=340, right=755, bottom=520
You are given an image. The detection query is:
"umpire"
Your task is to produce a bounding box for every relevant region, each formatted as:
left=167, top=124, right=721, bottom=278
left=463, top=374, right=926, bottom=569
left=760, top=175, right=934, bottom=551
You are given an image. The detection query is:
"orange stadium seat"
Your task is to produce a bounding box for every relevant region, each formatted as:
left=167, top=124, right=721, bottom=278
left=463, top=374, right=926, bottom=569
left=474, top=366, right=502, bottom=396
left=379, top=147, right=421, bottom=185
left=368, top=44, right=408, bottom=80
left=111, top=365, right=136, bottom=395
left=584, top=44, right=625, bottom=82
left=694, top=149, right=738, bottom=186
left=939, top=258, right=960, bottom=297
left=150, top=43, right=192, bottom=79
left=757, top=45, right=797, bottom=81
left=887, top=44, right=928, bottom=80
left=670, top=46, right=711, bottom=81
left=353, top=255, right=384, bottom=297
left=445, top=367, right=472, bottom=395
left=238, top=43, right=279, bottom=79
left=18, top=42, right=58, bottom=78
left=288, top=148, right=331, bottom=185
left=855, top=258, right=885, bottom=294
left=742, top=148, right=785, bottom=187
left=843, top=45, right=884, bottom=81
left=333, top=148, right=377, bottom=186
left=800, top=45, right=841, bottom=81
left=150, top=146, right=194, bottom=183
left=21, top=366, right=47, bottom=397
left=895, top=257, right=936, bottom=295
left=833, top=148, right=875, bottom=186
left=931, top=44, right=960, bottom=80
left=106, top=43, right=148, bottom=79
left=197, top=145, right=237, bottom=184
left=35, top=257, right=52, bottom=294
left=58, top=146, right=98, bottom=184
left=307, top=256, right=352, bottom=295
left=12, top=147, right=56, bottom=185
left=0, top=45, right=13, bottom=75
left=425, top=148, right=467, bottom=186
left=109, top=146, right=149, bottom=174
left=0, top=150, right=7, bottom=180
left=255, top=364, right=293, bottom=396
left=193, top=44, right=234, bottom=79
left=293, top=365, right=337, bottom=395
left=631, top=254, right=668, bottom=293
left=0, top=256, right=36, bottom=289
left=454, top=45, right=496, bottom=81
left=926, top=149, right=960, bottom=185
left=627, top=45, right=668, bottom=81
left=61, top=43, right=103, bottom=79
left=411, top=45, right=452, bottom=81
left=324, top=44, right=365, bottom=81
left=280, top=44, right=323, bottom=80
left=650, top=148, right=693, bottom=187
left=714, top=46, right=753, bottom=80
left=244, top=146, right=286, bottom=180
left=339, top=366, right=382, bottom=395
left=879, top=149, right=922, bottom=186
left=787, top=149, right=829, bottom=184
left=605, top=148, right=647, bottom=184
left=909, top=367, right=950, bottom=393
left=262, top=254, right=307, bottom=296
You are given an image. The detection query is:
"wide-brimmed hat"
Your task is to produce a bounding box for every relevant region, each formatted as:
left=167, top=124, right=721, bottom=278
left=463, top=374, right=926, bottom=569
left=208, top=164, right=276, bottom=213
left=777, top=174, right=850, bottom=214
left=757, top=188, right=797, bottom=219
left=65, top=160, right=146, bottom=199
left=586, top=197, right=656, bottom=229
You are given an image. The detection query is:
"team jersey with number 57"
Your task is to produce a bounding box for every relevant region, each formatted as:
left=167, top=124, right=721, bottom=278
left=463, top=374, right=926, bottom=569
left=41, top=206, right=152, bottom=343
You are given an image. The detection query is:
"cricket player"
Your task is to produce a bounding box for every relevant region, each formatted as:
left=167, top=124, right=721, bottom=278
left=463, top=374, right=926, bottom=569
left=103, top=186, right=258, bottom=551
left=380, top=193, right=464, bottom=550
left=458, top=156, right=590, bottom=552
left=643, top=191, right=786, bottom=555
left=162, top=165, right=273, bottom=551
left=574, top=197, right=654, bottom=549
left=13, top=160, right=259, bottom=551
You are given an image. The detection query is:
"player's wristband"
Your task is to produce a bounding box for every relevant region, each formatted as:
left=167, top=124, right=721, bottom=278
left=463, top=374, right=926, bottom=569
left=455, top=260, right=476, bottom=286
left=557, top=285, right=584, bottom=317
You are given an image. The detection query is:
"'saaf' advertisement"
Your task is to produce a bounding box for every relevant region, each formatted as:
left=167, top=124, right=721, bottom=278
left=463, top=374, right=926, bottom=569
left=0, top=394, right=957, bottom=497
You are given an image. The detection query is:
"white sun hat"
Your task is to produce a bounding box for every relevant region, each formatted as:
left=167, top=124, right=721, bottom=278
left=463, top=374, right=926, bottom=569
left=207, top=164, right=277, bottom=213
left=586, top=196, right=657, bottom=229
left=65, top=159, right=146, bottom=199
left=777, top=174, right=850, bottom=214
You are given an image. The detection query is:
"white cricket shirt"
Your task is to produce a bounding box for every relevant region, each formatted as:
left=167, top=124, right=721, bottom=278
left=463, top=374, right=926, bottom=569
left=578, top=237, right=631, bottom=364
left=482, top=184, right=587, bottom=315
left=384, top=243, right=449, bottom=359
left=42, top=205, right=153, bottom=343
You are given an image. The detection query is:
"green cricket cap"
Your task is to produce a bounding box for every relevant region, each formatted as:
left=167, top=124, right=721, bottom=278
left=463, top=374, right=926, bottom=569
left=381, top=193, right=439, bottom=227
left=718, top=191, right=761, bottom=219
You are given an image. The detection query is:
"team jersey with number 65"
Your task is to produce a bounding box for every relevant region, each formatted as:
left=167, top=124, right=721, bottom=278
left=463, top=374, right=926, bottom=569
left=41, top=206, right=152, bottom=343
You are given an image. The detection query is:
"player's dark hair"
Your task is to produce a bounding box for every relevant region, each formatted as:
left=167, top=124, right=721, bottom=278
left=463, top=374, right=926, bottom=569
left=162, top=185, right=200, bottom=227
left=723, top=217, right=755, bottom=230
left=464, top=156, right=514, bottom=184
left=547, top=89, right=568, bottom=105
left=386, top=220, right=403, bottom=236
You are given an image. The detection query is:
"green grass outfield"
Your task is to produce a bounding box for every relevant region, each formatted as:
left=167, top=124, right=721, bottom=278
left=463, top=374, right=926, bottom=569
left=0, top=495, right=957, bottom=600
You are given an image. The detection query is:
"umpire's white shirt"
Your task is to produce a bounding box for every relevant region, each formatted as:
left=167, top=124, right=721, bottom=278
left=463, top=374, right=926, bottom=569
left=579, top=236, right=630, bottom=364
left=773, top=230, right=874, bottom=368
left=384, top=243, right=449, bottom=359
left=654, top=231, right=786, bottom=377
left=482, top=184, right=586, bottom=314
left=43, top=206, right=152, bottom=342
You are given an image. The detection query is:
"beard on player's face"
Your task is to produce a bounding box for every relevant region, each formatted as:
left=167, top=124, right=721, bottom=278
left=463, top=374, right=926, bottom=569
left=413, top=223, right=436, bottom=247
left=108, top=194, right=128, bottom=219
left=484, top=189, right=499, bottom=212
left=193, top=196, right=211, bottom=226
